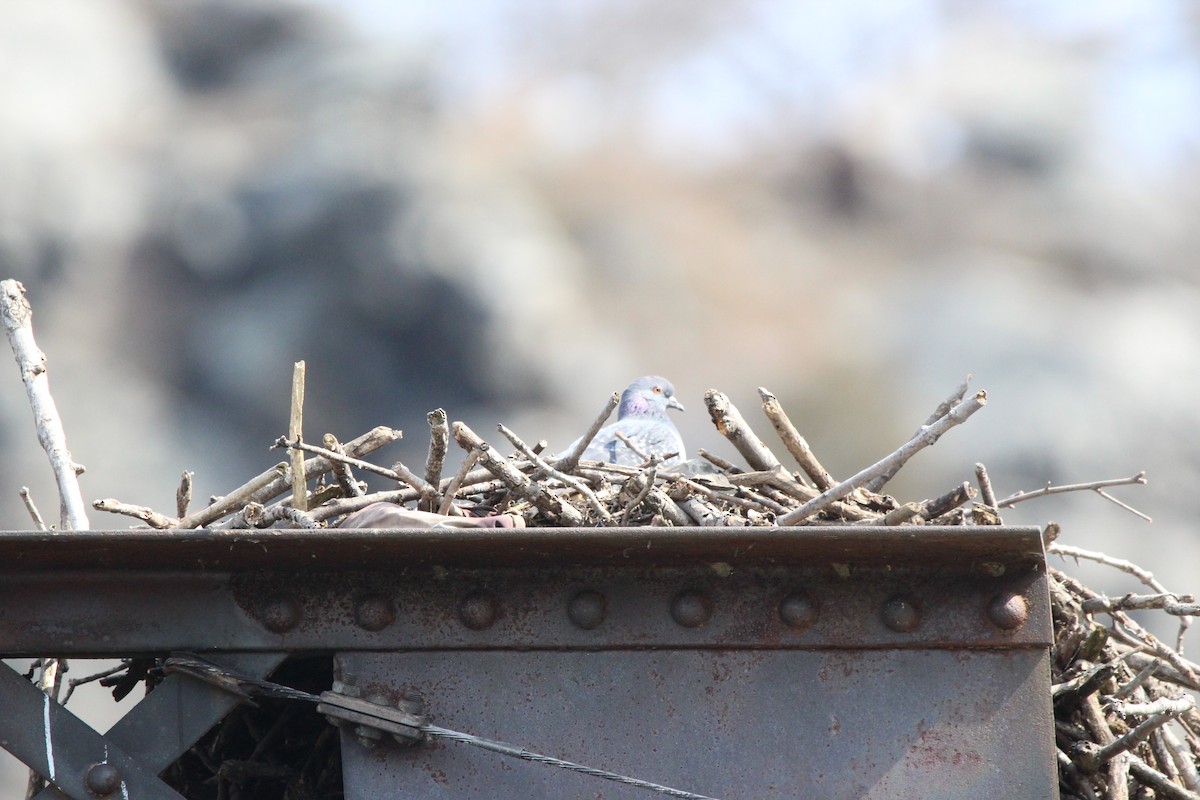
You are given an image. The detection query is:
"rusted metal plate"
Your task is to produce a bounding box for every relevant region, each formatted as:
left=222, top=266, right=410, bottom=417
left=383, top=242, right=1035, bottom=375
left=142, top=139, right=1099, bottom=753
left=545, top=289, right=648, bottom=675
left=0, top=525, right=1043, bottom=570
left=0, top=527, right=1047, bottom=656
left=337, top=648, right=1056, bottom=800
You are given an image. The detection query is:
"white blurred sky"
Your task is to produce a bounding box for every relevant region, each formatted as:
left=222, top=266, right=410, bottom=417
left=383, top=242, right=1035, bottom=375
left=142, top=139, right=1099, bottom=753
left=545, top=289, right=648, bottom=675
left=322, top=0, right=1200, bottom=174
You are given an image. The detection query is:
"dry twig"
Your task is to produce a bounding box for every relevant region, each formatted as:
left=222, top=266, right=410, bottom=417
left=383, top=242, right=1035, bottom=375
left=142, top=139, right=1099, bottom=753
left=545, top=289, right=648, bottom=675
left=1, top=279, right=89, bottom=530
left=777, top=390, right=987, bottom=525
left=554, top=391, right=619, bottom=473
left=757, top=387, right=835, bottom=490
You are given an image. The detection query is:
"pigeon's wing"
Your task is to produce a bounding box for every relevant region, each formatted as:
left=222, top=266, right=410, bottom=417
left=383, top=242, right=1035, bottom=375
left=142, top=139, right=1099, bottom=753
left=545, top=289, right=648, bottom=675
left=582, top=418, right=685, bottom=466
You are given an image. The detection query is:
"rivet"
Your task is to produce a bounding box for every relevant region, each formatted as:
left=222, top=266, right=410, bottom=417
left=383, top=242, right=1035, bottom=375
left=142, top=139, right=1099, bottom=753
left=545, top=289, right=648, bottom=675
left=987, top=591, right=1028, bottom=630
left=670, top=590, right=713, bottom=628
left=354, top=594, right=396, bottom=632
left=85, top=762, right=121, bottom=796
left=259, top=596, right=301, bottom=633
left=881, top=595, right=921, bottom=633
left=458, top=591, right=499, bottom=631
left=567, top=590, right=607, bottom=630
left=779, top=591, right=819, bottom=630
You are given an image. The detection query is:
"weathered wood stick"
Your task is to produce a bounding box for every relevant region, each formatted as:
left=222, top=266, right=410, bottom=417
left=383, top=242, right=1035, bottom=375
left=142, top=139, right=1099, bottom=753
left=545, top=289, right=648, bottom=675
left=19, top=487, right=47, bottom=531
left=499, top=423, right=614, bottom=525
left=244, top=426, right=402, bottom=508
left=866, top=375, right=972, bottom=493
left=275, top=435, right=434, bottom=499
left=309, top=489, right=415, bottom=523
left=93, top=499, right=178, bottom=529
left=323, top=434, right=365, bottom=498
left=856, top=502, right=922, bottom=526
left=777, top=390, right=987, bottom=525
left=696, top=448, right=739, bottom=472
left=289, top=360, right=307, bottom=512
left=176, top=470, right=194, bottom=517
left=643, top=488, right=691, bottom=526
left=176, top=463, right=289, bottom=529
left=1, top=279, right=89, bottom=530
left=453, top=422, right=584, bottom=525
left=704, top=390, right=781, bottom=472
left=758, top=387, right=835, bottom=490
left=423, top=408, right=449, bottom=509
left=919, top=482, right=975, bottom=520
left=554, top=391, right=619, bottom=473
left=438, top=447, right=483, bottom=516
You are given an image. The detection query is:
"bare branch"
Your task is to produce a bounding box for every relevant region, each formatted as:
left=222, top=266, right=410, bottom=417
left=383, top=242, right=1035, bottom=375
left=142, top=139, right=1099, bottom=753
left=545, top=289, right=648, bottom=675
left=273, top=435, right=435, bottom=499
left=613, top=430, right=651, bottom=463
left=424, top=408, right=450, bottom=507
left=1, top=279, right=89, bottom=530
left=997, top=471, right=1147, bottom=508
left=322, top=434, right=365, bottom=498
left=696, top=448, right=739, bottom=472
left=92, top=499, right=178, bottom=529
left=244, top=426, right=402, bottom=508
left=554, top=391, right=619, bottom=473
left=704, top=390, right=781, bottom=471
left=18, top=487, right=47, bottom=531
left=176, top=463, right=289, bottom=529
left=1094, top=487, right=1153, bottom=522
left=176, top=470, right=194, bottom=518
left=498, top=423, right=614, bottom=525
left=1082, top=593, right=1199, bottom=617
left=865, top=374, right=971, bottom=492
left=453, top=422, right=584, bottom=525
left=438, top=447, right=483, bottom=516
left=777, top=390, right=987, bottom=525
left=974, top=462, right=997, bottom=508
left=1050, top=544, right=1172, bottom=594
left=757, top=387, right=835, bottom=489
left=289, top=360, right=307, bottom=512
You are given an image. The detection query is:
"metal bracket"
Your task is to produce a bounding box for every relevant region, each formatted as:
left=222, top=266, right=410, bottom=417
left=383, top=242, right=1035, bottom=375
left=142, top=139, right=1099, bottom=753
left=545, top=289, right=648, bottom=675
left=318, top=683, right=427, bottom=745
left=0, top=653, right=286, bottom=800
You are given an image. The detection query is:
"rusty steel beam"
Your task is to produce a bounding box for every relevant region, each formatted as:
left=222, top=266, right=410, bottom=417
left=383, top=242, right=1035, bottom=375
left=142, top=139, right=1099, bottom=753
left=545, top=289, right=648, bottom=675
left=0, top=526, right=1059, bottom=799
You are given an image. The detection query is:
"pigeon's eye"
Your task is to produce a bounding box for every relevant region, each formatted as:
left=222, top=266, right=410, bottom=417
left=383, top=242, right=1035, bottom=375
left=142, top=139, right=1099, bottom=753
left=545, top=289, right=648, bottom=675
left=652, top=385, right=663, bottom=394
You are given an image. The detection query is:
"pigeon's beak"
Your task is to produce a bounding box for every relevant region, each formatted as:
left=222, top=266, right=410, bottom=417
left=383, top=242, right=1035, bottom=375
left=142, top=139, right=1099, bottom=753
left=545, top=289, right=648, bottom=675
left=667, top=397, right=685, bottom=412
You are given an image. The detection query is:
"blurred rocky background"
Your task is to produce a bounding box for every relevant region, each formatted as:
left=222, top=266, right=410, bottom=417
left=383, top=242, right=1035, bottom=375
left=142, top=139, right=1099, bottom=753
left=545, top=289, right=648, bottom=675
left=2, top=0, right=1199, bottom=789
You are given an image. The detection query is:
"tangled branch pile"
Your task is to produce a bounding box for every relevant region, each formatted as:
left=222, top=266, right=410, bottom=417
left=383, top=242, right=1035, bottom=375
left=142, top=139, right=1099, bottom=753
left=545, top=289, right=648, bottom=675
left=1049, top=552, right=1200, bottom=800
left=91, top=378, right=1010, bottom=530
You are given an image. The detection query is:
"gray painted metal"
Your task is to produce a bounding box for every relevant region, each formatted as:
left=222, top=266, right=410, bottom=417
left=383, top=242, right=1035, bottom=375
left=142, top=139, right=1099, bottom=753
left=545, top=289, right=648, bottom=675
left=339, top=648, right=1057, bottom=800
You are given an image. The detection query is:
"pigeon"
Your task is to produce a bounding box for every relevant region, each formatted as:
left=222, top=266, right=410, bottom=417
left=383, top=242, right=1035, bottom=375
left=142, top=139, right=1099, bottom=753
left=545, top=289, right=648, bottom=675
left=562, top=376, right=686, bottom=467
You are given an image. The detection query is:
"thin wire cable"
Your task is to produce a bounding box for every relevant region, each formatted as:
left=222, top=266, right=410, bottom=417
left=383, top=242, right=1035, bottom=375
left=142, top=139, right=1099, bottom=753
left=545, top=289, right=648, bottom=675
left=163, top=654, right=724, bottom=800
left=423, top=724, right=722, bottom=800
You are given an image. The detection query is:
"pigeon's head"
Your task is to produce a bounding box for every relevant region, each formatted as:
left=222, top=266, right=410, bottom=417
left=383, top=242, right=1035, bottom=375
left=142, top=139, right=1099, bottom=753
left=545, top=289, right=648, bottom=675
left=618, top=376, right=685, bottom=418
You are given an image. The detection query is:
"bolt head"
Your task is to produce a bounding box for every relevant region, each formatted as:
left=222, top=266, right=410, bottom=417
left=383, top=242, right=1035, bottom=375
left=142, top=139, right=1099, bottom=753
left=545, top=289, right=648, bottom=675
left=85, top=762, right=121, bottom=796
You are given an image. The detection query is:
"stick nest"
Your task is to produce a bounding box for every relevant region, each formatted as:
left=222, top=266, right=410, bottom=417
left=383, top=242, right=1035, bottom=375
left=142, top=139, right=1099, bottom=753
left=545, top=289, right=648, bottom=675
left=83, top=378, right=1197, bottom=799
